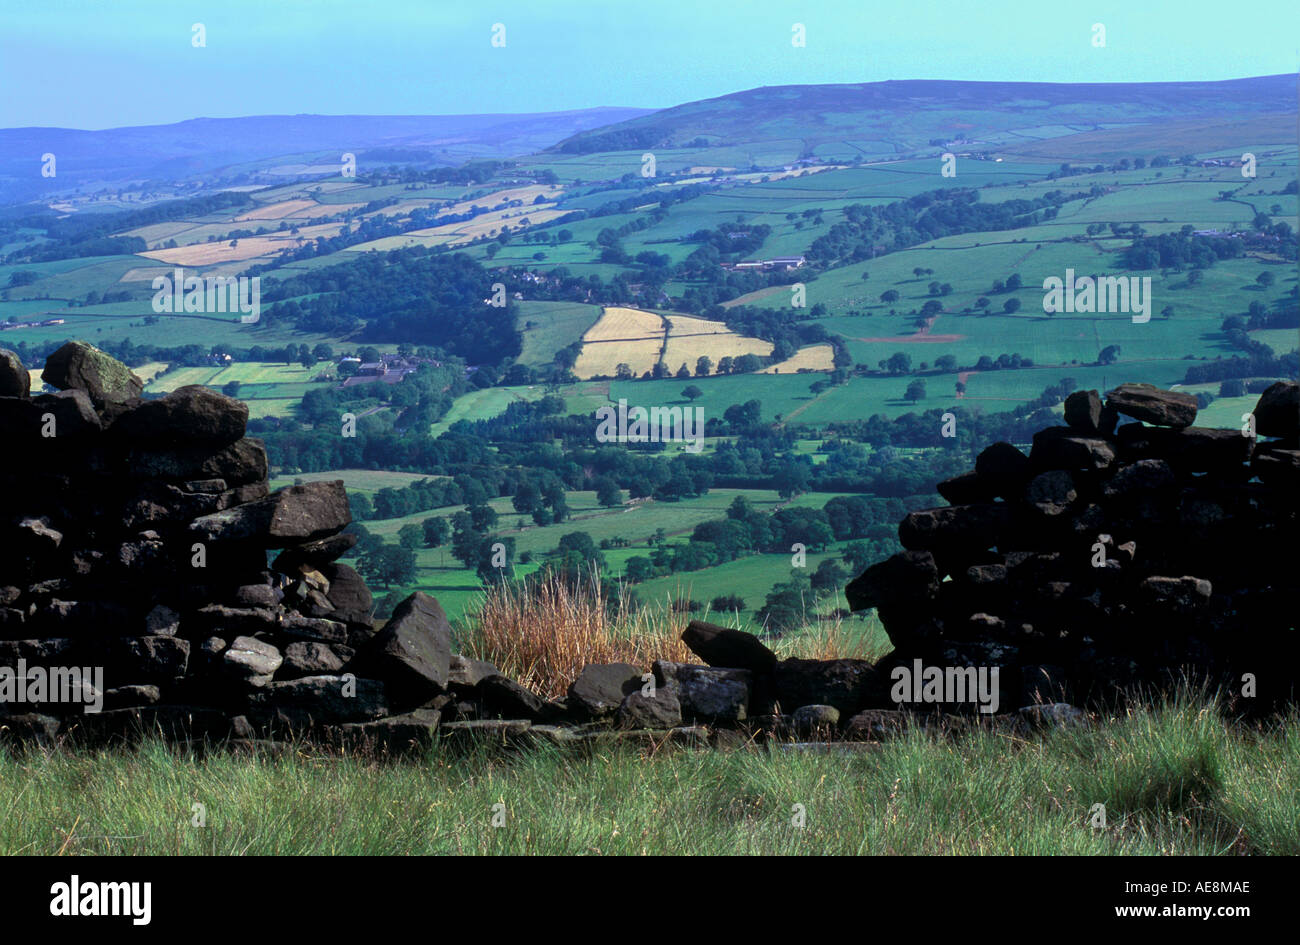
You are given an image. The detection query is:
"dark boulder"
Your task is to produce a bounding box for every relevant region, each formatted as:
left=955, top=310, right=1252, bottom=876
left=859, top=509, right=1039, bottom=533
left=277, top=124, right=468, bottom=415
left=1105, top=383, right=1197, bottom=428
left=1025, top=470, right=1078, bottom=518
left=270, top=533, right=358, bottom=573
left=280, top=641, right=350, bottom=679
left=568, top=662, right=644, bottom=718
left=653, top=661, right=750, bottom=722
left=1064, top=389, right=1117, bottom=435
left=41, top=341, right=143, bottom=408
left=317, top=562, right=372, bottom=623
left=681, top=619, right=777, bottom=674
left=1251, top=381, right=1299, bottom=439
left=254, top=675, right=387, bottom=724
left=0, top=349, right=28, bottom=398
left=974, top=442, right=1031, bottom=497
left=1252, top=446, right=1300, bottom=487
left=1029, top=428, right=1116, bottom=471
left=99, top=636, right=191, bottom=684
left=774, top=658, right=888, bottom=715
left=110, top=385, right=247, bottom=444
left=189, top=480, right=350, bottom=546
left=845, top=550, right=939, bottom=612
left=616, top=688, right=682, bottom=729
left=789, top=704, right=841, bottom=737
left=936, top=470, right=998, bottom=505
left=448, top=654, right=501, bottom=689
left=221, top=636, right=283, bottom=686
left=358, top=592, right=451, bottom=706
left=898, top=505, right=1010, bottom=554
left=479, top=675, right=548, bottom=721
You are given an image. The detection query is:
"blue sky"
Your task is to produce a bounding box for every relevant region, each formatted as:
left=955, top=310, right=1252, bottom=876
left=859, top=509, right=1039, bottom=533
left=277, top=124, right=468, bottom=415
left=2, top=0, right=1296, bottom=129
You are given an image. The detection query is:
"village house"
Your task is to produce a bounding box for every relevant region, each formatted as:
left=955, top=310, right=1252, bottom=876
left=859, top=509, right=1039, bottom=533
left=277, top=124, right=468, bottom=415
left=340, top=354, right=433, bottom=388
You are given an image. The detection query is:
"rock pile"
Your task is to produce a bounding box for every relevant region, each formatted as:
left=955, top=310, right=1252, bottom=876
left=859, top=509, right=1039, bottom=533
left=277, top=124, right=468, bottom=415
left=846, top=381, right=1300, bottom=712
left=1, top=342, right=393, bottom=744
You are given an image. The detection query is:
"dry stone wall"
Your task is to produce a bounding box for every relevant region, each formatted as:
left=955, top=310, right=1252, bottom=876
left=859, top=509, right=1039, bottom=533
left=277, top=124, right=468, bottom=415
left=1, top=342, right=1296, bottom=752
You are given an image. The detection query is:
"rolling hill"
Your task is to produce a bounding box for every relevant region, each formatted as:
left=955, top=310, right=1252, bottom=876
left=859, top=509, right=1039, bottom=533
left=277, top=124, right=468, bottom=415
left=551, top=75, right=1297, bottom=163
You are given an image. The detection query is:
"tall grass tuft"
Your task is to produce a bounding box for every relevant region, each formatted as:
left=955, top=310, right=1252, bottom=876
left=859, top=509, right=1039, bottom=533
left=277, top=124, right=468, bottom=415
left=459, top=569, right=895, bottom=698
left=460, top=570, right=695, bottom=699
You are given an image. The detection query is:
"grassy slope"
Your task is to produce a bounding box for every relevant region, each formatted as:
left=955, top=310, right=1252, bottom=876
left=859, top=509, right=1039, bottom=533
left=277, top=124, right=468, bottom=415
left=2, top=696, right=1294, bottom=855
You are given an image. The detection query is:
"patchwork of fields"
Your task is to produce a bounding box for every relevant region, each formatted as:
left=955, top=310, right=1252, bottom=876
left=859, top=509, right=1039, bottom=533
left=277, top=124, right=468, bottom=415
left=572, top=306, right=781, bottom=379
left=4, top=92, right=1293, bottom=630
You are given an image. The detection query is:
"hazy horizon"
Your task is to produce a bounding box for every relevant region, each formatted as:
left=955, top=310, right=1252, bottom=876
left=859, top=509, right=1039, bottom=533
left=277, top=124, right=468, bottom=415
left=3, top=0, right=1296, bottom=130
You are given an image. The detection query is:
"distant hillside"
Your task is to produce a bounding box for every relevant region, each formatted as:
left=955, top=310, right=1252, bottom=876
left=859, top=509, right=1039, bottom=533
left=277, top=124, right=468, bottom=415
left=0, top=107, right=654, bottom=204
left=551, top=75, right=1296, bottom=161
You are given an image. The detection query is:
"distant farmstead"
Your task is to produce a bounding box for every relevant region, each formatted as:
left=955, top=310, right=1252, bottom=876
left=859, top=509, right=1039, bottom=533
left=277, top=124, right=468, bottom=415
left=339, top=354, right=433, bottom=387
left=724, top=255, right=805, bottom=272
left=0, top=317, right=66, bottom=331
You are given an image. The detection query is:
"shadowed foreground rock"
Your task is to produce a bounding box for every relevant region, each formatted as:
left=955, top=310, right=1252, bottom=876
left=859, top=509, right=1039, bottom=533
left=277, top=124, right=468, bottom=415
left=849, top=380, right=1299, bottom=711
left=2, top=352, right=1294, bottom=753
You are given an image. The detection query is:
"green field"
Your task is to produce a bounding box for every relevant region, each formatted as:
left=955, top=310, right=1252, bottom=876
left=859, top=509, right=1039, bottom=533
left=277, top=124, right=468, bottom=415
left=516, top=300, right=601, bottom=367
left=429, top=386, right=544, bottom=438
left=350, top=487, right=859, bottom=623
left=270, top=469, right=446, bottom=495
left=145, top=360, right=335, bottom=418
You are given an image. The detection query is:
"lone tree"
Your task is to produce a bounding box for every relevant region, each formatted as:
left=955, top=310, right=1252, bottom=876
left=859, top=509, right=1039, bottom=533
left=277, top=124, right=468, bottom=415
left=681, top=384, right=704, bottom=402
left=422, top=517, right=451, bottom=547
left=905, top=379, right=927, bottom=402
left=883, top=351, right=912, bottom=375
left=1099, top=344, right=1122, bottom=365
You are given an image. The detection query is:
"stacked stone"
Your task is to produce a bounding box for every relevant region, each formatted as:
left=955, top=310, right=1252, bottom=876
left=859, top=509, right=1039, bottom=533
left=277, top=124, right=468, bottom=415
left=846, top=381, right=1300, bottom=711
left=0, top=342, right=461, bottom=747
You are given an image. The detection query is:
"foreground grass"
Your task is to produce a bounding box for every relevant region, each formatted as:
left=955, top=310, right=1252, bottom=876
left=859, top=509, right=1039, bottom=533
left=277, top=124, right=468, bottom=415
left=2, top=697, right=1295, bottom=855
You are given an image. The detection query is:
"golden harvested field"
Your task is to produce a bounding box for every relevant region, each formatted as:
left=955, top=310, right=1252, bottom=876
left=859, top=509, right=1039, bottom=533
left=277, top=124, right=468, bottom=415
left=759, top=343, right=835, bottom=374
left=570, top=308, right=778, bottom=378
left=348, top=204, right=567, bottom=252
left=574, top=338, right=663, bottom=378
left=138, top=222, right=345, bottom=265
left=572, top=306, right=666, bottom=378
left=234, top=199, right=318, bottom=221
left=662, top=314, right=772, bottom=373
left=584, top=307, right=665, bottom=341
